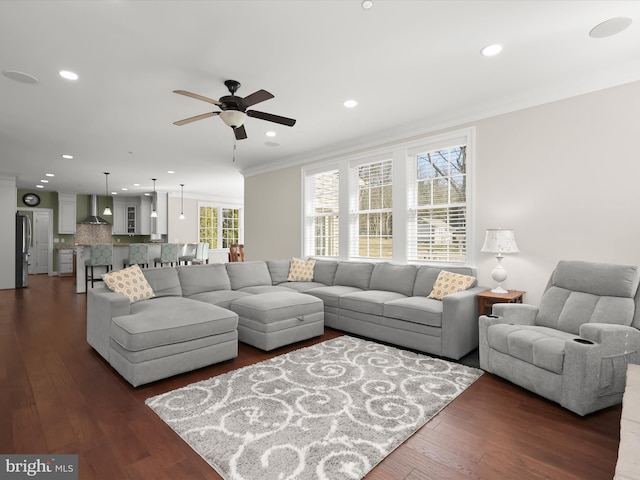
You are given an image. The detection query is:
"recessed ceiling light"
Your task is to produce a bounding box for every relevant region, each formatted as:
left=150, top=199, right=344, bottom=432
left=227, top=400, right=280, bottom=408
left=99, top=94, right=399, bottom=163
left=45, top=173, right=54, bottom=177
left=144, top=193, right=151, bottom=196
left=133, top=183, right=140, bottom=187
left=36, top=185, right=44, bottom=189
left=59, top=70, right=78, bottom=80
left=167, top=170, right=175, bottom=174
left=481, top=44, right=503, bottom=57
left=265, top=131, right=277, bottom=137
left=61, top=154, right=73, bottom=159
left=589, top=17, right=633, bottom=38
left=121, top=187, right=128, bottom=191
left=2, top=70, right=38, bottom=84
left=111, top=192, right=118, bottom=195
left=40, top=179, right=49, bottom=183
left=344, top=99, right=358, bottom=108
left=362, top=0, right=373, bottom=9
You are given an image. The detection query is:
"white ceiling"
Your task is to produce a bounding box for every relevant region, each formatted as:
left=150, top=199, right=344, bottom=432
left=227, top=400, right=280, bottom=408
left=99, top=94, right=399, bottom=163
left=1, top=1, right=639, bottom=200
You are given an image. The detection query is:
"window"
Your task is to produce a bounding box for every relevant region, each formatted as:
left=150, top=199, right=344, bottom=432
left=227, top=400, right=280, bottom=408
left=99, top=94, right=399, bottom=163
left=221, top=208, right=240, bottom=248
left=199, top=206, right=218, bottom=249
left=408, top=144, right=467, bottom=262
left=352, top=159, right=393, bottom=259
left=199, top=205, right=242, bottom=249
left=302, top=128, right=472, bottom=264
left=304, top=169, right=339, bottom=256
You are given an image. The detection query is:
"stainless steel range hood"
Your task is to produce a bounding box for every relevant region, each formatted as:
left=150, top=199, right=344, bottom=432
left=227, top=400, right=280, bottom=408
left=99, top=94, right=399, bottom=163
left=79, top=195, right=111, bottom=225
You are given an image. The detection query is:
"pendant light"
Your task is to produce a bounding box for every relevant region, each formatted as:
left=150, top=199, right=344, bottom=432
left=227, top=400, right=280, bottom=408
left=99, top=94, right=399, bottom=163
left=102, top=172, right=112, bottom=216
left=179, top=184, right=185, bottom=220
left=150, top=178, right=158, bottom=218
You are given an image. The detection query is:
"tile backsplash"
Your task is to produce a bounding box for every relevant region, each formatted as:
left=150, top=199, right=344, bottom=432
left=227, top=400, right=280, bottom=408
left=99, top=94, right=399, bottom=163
left=75, top=224, right=112, bottom=244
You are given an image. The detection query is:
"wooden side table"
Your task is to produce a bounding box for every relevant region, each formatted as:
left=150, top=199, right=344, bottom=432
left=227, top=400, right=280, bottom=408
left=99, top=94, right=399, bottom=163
left=477, top=290, right=526, bottom=316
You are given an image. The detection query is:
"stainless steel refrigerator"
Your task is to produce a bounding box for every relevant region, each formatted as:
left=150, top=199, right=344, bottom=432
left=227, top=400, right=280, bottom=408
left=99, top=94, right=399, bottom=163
left=15, top=213, right=31, bottom=288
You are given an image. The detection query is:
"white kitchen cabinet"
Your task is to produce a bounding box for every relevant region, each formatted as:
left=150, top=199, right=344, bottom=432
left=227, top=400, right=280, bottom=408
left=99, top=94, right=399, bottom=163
left=153, top=192, right=168, bottom=235
left=58, top=248, right=74, bottom=277
left=112, top=198, right=127, bottom=235
left=58, top=193, right=77, bottom=234
left=138, top=195, right=152, bottom=235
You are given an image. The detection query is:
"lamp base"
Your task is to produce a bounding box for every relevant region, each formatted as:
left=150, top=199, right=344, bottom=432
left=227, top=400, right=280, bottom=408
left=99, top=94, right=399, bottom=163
left=490, top=286, right=509, bottom=294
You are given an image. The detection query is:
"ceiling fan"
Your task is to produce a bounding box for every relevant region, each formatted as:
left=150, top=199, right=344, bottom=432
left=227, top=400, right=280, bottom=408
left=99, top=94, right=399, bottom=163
left=173, top=80, right=296, bottom=140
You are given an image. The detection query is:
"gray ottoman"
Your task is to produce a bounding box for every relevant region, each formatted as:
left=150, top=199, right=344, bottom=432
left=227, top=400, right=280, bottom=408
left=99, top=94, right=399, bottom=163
left=229, top=291, right=324, bottom=351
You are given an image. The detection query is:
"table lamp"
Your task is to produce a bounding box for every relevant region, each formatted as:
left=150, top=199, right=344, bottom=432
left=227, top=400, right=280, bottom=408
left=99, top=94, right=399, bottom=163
left=481, top=228, right=519, bottom=293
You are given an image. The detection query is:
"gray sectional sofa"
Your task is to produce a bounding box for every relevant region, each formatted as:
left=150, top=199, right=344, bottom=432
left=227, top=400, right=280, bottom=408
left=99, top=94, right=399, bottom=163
left=87, top=258, right=484, bottom=386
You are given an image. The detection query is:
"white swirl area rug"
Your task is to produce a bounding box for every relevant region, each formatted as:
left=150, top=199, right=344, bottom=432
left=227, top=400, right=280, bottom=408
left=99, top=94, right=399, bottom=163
left=146, top=336, right=482, bottom=480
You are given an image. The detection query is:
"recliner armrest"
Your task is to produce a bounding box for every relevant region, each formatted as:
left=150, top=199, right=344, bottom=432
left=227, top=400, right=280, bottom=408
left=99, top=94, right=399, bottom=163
left=491, top=303, right=539, bottom=325
left=579, top=323, right=640, bottom=347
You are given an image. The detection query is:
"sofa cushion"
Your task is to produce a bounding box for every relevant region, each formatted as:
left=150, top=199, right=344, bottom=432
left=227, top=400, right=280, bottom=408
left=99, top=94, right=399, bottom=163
left=288, top=257, right=316, bottom=282
left=188, top=290, right=252, bottom=309
left=313, top=260, right=339, bottom=285
left=237, top=285, right=297, bottom=294
left=383, top=296, right=444, bottom=328
left=111, top=297, right=238, bottom=351
left=339, top=290, right=407, bottom=316
left=305, top=285, right=364, bottom=308
left=226, top=261, right=272, bottom=290
left=103, top=264, right=155, bottom=303
left=266, top=259, right=291, bottom=284
left=413, top=266, right=476, bottom=297
left=229, top=292, right=323, bottom=323
left=428, top=270, right=476, bottom=300
left=369, top=263, right=417, bottom=296
left=278, top=281, right=328, bottom=292
left=176, top=264, right=231, bottom=297
left=333, top=262, right=374, bottom=289
left=141, top=266, right=183, bottom=297
left=487, top=324, right=577, bottom=374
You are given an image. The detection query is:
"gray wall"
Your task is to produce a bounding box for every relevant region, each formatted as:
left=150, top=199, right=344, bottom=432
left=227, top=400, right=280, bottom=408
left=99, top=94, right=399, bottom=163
left=244, top=80, right=640, bottom=305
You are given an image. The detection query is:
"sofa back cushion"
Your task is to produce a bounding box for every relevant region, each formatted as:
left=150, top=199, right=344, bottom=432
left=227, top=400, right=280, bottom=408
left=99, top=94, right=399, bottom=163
left=176, top=264, right=231, bottom=297
left=226, top=261, right=272, bottom=290
left=369, top=263, right=417, bottom=296
left=313, top=260, right=339, bottom=286
left=536, top=261, right=640, bottom=334
left=333, top=262, right=374, bottom=289
left=413, top=266, right=476, bottom=297
left=141, top=267, right=182, bottom=297
left=266, top=259, right=291, bottom=285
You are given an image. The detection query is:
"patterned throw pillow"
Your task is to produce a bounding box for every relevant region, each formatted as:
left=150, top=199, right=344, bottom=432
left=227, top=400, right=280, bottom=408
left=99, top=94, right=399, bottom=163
left=287, top=257, right=316, bottom=282
left=103, top=264, right=155, bottom=303
left=428, top=271, right=476, bottom=300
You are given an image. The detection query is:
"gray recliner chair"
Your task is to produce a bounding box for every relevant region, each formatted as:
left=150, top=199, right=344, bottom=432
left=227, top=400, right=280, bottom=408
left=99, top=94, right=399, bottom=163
left=479, top=260, right=640, bottom=416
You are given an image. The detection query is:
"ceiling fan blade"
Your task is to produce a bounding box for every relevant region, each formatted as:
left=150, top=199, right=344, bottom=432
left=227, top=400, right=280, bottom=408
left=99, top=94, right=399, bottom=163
left=247, top=110, right=296, bottom=127
left=241, top=89, right=274, bottom=108
left=173, top=90, right=221, bottom=106
left=234, top=124, right=247, bottom=140
left=173, top=111, right=219, bottom=126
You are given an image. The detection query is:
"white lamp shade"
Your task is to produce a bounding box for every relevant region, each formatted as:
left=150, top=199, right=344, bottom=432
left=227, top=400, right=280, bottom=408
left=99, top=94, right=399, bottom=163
left=481, top=229, right=519, bottom=254
left=220, top=110, right=247, bottom=128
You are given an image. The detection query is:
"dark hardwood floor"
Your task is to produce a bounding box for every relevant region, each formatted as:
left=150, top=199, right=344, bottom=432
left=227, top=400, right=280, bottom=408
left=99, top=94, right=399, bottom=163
left=1, top=274, right=621, bottom=479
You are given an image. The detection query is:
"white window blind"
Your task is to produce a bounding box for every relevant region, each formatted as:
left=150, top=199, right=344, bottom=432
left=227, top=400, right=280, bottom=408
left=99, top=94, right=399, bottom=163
left=304, top=169, right=339, bottom=257
left=408, top=144, right=467, bottom=263
left=350, top=158, right=393, bottom=259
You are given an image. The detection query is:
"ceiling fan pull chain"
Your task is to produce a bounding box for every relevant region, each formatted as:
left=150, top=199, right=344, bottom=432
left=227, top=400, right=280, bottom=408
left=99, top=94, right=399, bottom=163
left=233, top=137, right=237, bottom=162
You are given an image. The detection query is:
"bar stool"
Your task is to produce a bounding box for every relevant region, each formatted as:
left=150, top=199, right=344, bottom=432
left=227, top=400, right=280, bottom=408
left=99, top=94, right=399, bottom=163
left=123, top=244, right=149, bottom=269
left=179, top=242, right=209, bottom=265
left=85, top=244, right=113, bottom=290
left=153, top=243, right=179, bottom=267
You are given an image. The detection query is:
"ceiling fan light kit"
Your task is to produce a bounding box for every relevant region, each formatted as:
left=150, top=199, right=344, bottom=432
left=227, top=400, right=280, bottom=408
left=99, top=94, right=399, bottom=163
left=173, top=79, right=296, bottom=141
